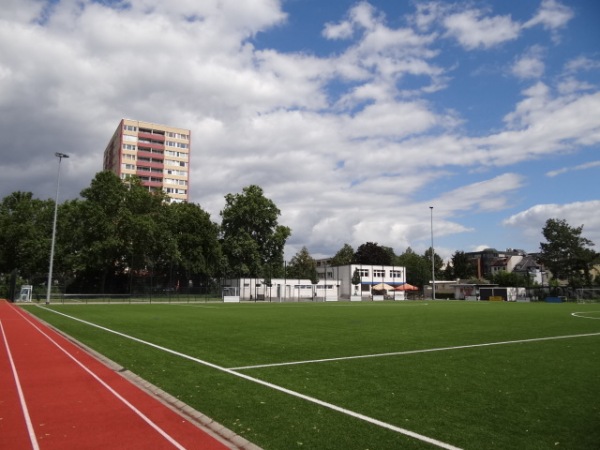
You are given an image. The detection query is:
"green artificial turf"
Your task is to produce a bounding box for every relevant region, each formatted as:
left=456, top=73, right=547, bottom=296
left=22, top=301, right=600, bottom=449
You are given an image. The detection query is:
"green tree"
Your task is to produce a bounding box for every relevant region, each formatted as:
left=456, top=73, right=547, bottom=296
left=489, top=270, right=530, bottom=287
left=396, top=247, right=430, bottom=288
left=353, top=242, right=392, bottom=265
left=67, top=171, right=171, bottom=293
left=166, top=202, right=221, bottom=285
left=287, top=247, right=318, bottom=281
left=55, top=198, right=86, bottom=285
left=0, top=192, right=54, bottom=280
left=423, top=247, right=444, bottom=280
left=220, top=185, right=291, bottom=277
left=330, top=243, right=354, bottom=266
left=123, top=179, right=173, bottom=276
left=351, top=268, right=361, bottom=296
left=71, top=172, right=130, bottom=291
left=449, top=250, right=475, bottom=280
left=539, top=218, right=598, bottom=288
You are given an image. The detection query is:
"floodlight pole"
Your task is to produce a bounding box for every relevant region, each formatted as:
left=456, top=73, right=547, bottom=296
left=430, top=206, right=436, bottom=300
left=46, top=152, right=69, bottom=304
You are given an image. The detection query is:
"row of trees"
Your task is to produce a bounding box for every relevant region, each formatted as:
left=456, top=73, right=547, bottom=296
left=0, top=172, right=289, bottom=294
left=1, top=172, right=597, bottom=296
left=286, top=218, right=600, bottom=290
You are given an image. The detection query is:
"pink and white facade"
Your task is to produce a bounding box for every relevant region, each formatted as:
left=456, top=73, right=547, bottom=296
left=103, top=119, right=191, bottom=203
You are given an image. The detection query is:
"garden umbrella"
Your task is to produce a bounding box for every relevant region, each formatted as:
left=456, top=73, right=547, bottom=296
left=394, top=283, right=419, bottom=291
left=372, top=283, right=394, bottom=290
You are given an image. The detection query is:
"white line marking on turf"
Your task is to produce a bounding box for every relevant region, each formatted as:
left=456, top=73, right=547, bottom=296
left=0, top=320, right=40, bottom=450
left=13, top=308, right=187, bottom=450
left=572, top=311, right=600, bottom=319
left=170, top=304, right=221, bottom=309
left=229, top=331, right=600, bottom=371
left=35, top=306, right=462, bottom=450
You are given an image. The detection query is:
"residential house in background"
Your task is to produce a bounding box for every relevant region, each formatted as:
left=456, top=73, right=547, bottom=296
left=465, top=248, right=526, bottom=279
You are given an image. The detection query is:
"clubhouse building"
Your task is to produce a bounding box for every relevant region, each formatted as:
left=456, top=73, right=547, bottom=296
left=222, top=264, right=409, bottom=302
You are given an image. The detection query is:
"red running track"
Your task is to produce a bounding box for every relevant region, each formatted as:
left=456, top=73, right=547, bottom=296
left=0, top=300, right=238, bottom=450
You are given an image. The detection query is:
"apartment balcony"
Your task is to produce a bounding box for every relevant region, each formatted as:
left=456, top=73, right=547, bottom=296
left=142, top=180, right=164, bottom=188
left=138, top=131, right=165, bottom=142
left=136, top=162, right=163, bottom=172
left=136, top=140, right=164, bottom=151
left=137, top=150, right=164, bottom=160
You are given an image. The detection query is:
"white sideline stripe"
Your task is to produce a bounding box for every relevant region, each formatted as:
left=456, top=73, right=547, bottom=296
left=230, top=331, right=600, bottom=370
left=14, top=308, right=187, bottom=450
left=572, top=311, right=600, bottom=320
left=0, top=321, right=40, bottom=450
left=36, top=306, right=462, bottom=450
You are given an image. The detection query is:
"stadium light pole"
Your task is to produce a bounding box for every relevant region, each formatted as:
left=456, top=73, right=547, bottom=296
left=430, top=206, right=436, bottom=300
left=46, top=152, right=69, bottom=305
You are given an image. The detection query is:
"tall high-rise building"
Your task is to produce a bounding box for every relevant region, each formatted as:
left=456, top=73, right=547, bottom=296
left=103, top=119, right=191, bottom=203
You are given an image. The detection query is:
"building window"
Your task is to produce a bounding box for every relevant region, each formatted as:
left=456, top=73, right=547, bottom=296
left=123, top=125, right=137, bottom=131
left=316, top=285, right=334, bottom=290
left=122, top=144, right=136, bottom=150
left=165, top=159, right=187, bottom=168
left=390, top=270, right=402, bottom=278
left=164, top=169, right=187, bottom=176
left=165, top=141, right=189, bottom=149
left=165, top=188, right=187, bottom=195
left=165, top=178, right=187, bottom=186
left=165, top=150, right=189, bottom=160
left=373, top=270, right=385, bottom=277
left=166, top=132, right=189, bottom=140
left=358, top=269, right=369, bottom=277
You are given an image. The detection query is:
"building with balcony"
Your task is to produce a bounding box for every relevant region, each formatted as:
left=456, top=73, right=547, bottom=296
left=103, top=119, right=191, bottom=202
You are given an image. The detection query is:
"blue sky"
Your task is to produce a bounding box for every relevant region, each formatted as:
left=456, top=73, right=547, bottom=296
left=0, top=0, right=599, bottom=262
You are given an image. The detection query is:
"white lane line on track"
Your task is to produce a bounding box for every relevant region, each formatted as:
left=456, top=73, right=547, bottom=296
left=13, top=308, right=187, bottom=450
left=0, top=320, right=40, bottom=450
left=35, top=306, right=462, bottom=450
left=229, top=331, right=600, bottom=370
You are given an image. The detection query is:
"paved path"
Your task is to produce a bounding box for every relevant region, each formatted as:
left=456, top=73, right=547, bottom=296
left=0, top=300, right=249, bottom=450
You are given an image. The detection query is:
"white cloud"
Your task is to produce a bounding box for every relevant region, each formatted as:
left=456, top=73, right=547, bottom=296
left=546, top=161, right=600, bottom=177
left=0, top=0, right=598, bottom=261
left=323, top=2, right=380, bottom=40
left=564, top=56, right=600, bottom=74
left=443, top=9, right=521, bottom=50
left=504, top=201, right=600, bottom=247
left=0, top=0, right=45, bottom=22
left=322, top=0, right=440, bottom=96
left=524, top=0, right=573, bottom=31
left=322, top=20, right=354, bottom=40
left=412, top=2, right=449, bottom=31
left=557, top=77, right=595, bottom=95
left=441, top=0, right=573, bottom=50
left=437, top=173, right=525, bottom=214
left=471, top=83, right=600, bottom=166
left=512, top=46, right=546, bottom=79
left=343, top=101, right=439, bottom=139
